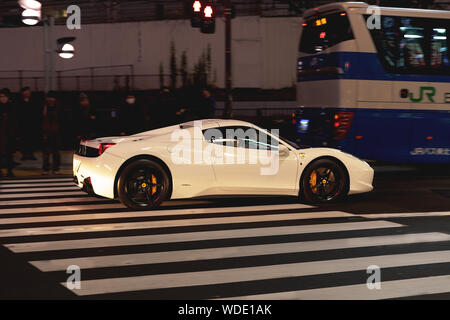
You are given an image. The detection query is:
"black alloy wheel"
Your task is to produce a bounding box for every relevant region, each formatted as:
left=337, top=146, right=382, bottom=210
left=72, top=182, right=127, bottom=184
left=301, top=159, right=348, bottom=203
left=118, top=159, right=170, bottom=209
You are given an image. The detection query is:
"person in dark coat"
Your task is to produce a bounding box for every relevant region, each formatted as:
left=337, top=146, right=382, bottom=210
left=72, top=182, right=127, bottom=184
left=41, top=91, right=62, bottom=175
left=199, top=88, right=216, bottom=119
left=76, top=93, right=98, bottom=141
left=17, top=87, right=41, bottom=160
left=0, top=88, right=16, bottom=177
left=118, top=93, right=146, bottom=135
left=153, top=87, right=178, bottom=128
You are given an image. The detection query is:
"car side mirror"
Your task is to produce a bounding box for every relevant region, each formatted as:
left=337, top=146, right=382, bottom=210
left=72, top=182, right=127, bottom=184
left=278, top=144, right=290, bottom=157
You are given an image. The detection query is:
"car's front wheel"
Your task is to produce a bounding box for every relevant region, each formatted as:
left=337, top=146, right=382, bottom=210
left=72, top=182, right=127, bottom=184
left=300, top=159, right=348, bottom=203
left=117, top=159, right=171, bottom=210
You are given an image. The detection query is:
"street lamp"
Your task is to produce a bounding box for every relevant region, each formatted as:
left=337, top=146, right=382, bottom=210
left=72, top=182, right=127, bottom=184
left=57, top=37, right=76, bottom=59
left=58, top=43, right=75, bottom=59
left=21, top=8, right=41, bottom=25
left=18, top=0, right=42, bottom=11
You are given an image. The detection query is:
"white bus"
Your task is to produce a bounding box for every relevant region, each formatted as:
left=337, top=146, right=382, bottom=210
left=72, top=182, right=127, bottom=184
left=294, top=2, right=450, bottom=163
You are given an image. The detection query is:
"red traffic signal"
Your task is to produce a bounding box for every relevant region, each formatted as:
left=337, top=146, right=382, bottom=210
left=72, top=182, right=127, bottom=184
left=191, top=1, right=202, bottom=28
left=193, top=1, right=202, bottom=12
left=201, top=3, right=215, bottom=34
left=204, top=5, right=213, bottom=18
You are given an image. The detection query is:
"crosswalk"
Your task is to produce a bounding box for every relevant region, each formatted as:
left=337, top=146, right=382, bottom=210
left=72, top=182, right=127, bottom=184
left=1, top=176, right=450, bottom=299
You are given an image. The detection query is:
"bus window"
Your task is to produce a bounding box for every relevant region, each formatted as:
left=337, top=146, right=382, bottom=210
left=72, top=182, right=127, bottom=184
left=367, top=15, right=450, bottom=74
left=431, top=27, right=449, bottom=69
left=374, top=16, right=398, bottom=69
left=399, top=18, right=426, bottom=69
left=299, top=12, right=354, bottom=54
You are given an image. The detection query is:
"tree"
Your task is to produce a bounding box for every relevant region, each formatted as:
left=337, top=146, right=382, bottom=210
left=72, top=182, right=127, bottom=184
left=180, top=51, right=188, bottom=88
left=159, top=62, right=164, bottom=89
left=170, top=41, right=177, bottom=89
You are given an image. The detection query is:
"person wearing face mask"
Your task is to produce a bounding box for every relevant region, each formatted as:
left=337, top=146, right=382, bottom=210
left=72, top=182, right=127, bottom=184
left=118, top=92, right=145, bottom=136
left=41, top=91, right=62, bottom=175
left=0, top=88, right=16, bottom=178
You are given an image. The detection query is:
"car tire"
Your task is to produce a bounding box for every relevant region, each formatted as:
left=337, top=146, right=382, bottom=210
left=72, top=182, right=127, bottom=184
left=117, top=159, right=171, bottom=210
left=300, top=159, right=348, bottom=203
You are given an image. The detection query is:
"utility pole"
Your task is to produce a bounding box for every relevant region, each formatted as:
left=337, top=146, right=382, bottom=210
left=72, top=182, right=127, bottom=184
left=43, top=15, right=56, bottom=93
left=223, top=0, right=233, bottom=118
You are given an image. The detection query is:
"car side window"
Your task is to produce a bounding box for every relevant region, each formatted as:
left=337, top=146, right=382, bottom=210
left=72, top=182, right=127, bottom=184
left=203, top=126, right=280, bottom=150
left=247, top=130, right=280, bottom=151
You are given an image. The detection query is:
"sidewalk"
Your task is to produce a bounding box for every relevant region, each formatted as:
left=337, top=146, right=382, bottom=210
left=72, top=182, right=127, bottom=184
left=9, top=151, right=73, bottom=177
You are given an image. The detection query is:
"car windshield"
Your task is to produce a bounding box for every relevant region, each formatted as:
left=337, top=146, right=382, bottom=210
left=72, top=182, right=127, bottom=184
left=279, top=136, right=302, bottom=150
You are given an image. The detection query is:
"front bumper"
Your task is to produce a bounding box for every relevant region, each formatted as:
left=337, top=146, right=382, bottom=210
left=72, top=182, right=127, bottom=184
left=348, top=162, right=374, bottom=195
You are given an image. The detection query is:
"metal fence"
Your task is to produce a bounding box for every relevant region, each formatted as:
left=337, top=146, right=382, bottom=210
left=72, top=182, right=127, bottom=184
left=0, top=67, right=205, bottom=92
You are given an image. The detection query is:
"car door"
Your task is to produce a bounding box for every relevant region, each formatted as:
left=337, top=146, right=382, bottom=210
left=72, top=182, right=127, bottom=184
left=203, top=126, right=299, bottom=195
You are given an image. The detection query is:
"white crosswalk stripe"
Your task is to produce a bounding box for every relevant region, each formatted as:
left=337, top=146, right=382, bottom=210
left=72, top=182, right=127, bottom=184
left=0, top=186, right=80, bottom=193
left=0, top=178, right=73, bottom=184
left=31, top=232, right=447, bottom=272
left=0, top=191, right=86, bottom=199
left=62, top=250, right=450, bottom=296
left=1, top=178, right=450, bottom=299
left=6, top=220, right=401, bottom=253
left=220, top=276, right=450, bottom=300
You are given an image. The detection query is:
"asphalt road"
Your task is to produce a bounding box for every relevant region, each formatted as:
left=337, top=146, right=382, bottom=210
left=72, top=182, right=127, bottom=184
left=0, top=164, right=449, bottom=300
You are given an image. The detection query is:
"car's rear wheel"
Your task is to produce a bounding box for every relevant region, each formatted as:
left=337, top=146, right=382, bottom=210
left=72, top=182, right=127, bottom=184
left=117, top=159, right=170, bottom=210
left=300, top=159, right=348, bottom=203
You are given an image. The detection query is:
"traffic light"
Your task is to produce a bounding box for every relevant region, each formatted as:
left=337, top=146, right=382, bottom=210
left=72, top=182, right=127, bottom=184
left=191, top=0, right=202, bottom=27
left=200, top=2, right=215, bottom=34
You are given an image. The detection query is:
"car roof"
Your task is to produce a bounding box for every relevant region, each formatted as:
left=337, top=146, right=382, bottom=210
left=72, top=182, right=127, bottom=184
left=180, top=119, right=254, bottom=130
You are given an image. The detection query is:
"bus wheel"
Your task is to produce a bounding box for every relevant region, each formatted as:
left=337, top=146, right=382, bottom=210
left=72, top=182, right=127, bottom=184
left=300, top=159, right=348, bottom=203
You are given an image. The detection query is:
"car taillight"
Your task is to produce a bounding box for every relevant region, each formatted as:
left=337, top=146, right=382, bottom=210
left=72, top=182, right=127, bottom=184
left=332, top=112, right=354, bottom=141
left=98, top=143, right=116, bottom=156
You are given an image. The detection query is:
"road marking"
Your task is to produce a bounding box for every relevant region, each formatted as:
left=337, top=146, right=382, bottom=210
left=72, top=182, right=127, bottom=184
left=0, top=186, right=80, bottom=193
left=0, top=211, right=353, bottom=237
left=0, top=197, right=112, bottom=206
left=34, top=231, right=450, bottom=272
left=63, top=248, right=450, bottom=296
left=7, top=221, right=402, bottom=253
left=221, top=275, right=450, bottom=300
left=0, top=203, right=126, bottom=215
left=0, top=183, right=76, bottom=188
left=0, top=178, right=73, bottom=184
left=0, top=191, right=89, bottom=199
left=359, top=212, right=450, bottom=219
left=0, top=203, right=312, bottom=217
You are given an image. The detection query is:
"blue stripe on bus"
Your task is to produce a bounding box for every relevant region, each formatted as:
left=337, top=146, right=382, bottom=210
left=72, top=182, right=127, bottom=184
left=296, top=107, right=450, bottom=163
left=297, top=52, right=450, bottom=83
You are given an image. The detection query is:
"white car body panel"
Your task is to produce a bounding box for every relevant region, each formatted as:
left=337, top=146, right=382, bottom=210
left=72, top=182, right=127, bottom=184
left=73, top=119, right=374, bottom=200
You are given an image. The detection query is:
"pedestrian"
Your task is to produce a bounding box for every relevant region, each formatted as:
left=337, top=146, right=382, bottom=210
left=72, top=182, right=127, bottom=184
left=41, top=91, right=62, bottom=175
left=76, top=92, right=98, bottom=141
left=17, top=86, right=41, bottom=160
left=154, top=86, right=177, bottom=128
left=199, top=88, right=216, bottom=119
left=118, top=92, right=146, bottom=135
left=0, top=88, right=16, bottom=178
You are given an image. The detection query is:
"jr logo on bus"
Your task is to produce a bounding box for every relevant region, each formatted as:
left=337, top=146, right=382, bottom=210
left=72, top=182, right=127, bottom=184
left=408, top=87, right=436, bottom=103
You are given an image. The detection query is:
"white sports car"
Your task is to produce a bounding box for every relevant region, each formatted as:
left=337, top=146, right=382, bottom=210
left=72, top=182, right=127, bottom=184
left=73, top=119, right=374, bottom=209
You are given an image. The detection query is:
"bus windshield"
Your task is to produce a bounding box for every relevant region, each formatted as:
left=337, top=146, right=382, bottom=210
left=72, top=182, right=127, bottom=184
left=299, top=11, right=354, bottom=54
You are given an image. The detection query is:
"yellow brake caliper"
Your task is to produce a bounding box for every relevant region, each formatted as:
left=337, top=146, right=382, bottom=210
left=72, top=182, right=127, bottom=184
left=309, top=170, right=318, bottom=194
left=151, top=174, right=157, bottom=195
